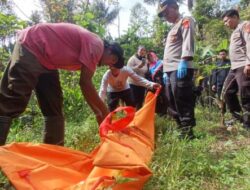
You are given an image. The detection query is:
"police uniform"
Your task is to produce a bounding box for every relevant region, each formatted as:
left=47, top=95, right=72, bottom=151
left=223, top=21, right=250, bottom=128
left=163, top=16, right=196, bottom=129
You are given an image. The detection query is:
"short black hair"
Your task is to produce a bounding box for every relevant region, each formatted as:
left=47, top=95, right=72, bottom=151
left=219, top=49, right=228, bottom=54
left=104, top=40, right=124, bottom=69
left=221, top=9, right=239, bottom=19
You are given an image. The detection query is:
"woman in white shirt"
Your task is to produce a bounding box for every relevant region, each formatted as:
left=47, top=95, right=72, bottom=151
left=127, top=45, right=149, bottom=110
left=99, top=66, right=160, bottom=111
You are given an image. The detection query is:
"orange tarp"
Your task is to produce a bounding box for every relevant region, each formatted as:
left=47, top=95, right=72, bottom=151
left=0, top=89, right=159, bottom=190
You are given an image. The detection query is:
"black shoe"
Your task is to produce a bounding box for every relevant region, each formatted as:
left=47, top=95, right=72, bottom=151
left=179, top=128, right=196, bottom=140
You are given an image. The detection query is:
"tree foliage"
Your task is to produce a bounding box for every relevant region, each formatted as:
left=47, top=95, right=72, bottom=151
left=192, top=0, right=233, bottom=58
left=88, top=0, right=120, bottom=27
left=0, top=0, right=14, bottom=14
left=129, top=2, right=151, bottom=38
left=39, top=0, right=77, bottom=23
left=30, top=10, right=43, bottom=24
left=0, top=1, right=27, bottom=69
left=240, top=0, right=250, bottom=8
left=239, top=2, right=250, bottom=20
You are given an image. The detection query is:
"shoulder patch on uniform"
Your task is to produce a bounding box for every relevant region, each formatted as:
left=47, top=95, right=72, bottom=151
left=243, top=22, right=250, bottom=33
left=182, top=19, right=190, bottom=29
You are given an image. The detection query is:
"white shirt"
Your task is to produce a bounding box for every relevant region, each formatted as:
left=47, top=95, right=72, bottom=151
left=127, top=55, right=148, bottom=85
left=99, top=66, right=154, bottom=101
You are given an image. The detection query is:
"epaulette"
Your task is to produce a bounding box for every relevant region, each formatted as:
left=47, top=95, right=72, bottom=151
left=182, top=17, right=193, bottom=29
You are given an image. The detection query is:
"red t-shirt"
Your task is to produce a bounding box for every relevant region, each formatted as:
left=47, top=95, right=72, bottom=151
left=18, top=23, right=104, bottom=72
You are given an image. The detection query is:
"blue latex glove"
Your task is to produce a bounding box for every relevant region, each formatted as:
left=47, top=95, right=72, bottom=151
left=177, top=60, right=188, bottom=79
left=163, top=72, right=168, bottom=85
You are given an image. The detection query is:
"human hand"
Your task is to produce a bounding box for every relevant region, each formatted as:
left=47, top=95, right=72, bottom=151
left=96, top=112, right=109, bottom=125
left=177, top=60, right=188, bottom=79
left=139, top=58, right=146, bottom=68
left=212, top=85, right=216, bottom=92
left=244, top=65, right=250, bottom=77
left=163, top=72, right=168, bottom=85
left=152, top=82, right=161, bottom=89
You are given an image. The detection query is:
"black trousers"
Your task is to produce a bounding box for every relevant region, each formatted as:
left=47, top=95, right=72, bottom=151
left=129, top=84, right=146, bottom=110
left=216, top=84, right=223, bottom=99
left=164, top=69, right=196, bottom=127
left=107, top=89, right=135, bottom=112
left=222, top=69, right=241, bottom=117
left=155, top=89, right=168, bottom=116
left=223, top=67, right=250, bottom=127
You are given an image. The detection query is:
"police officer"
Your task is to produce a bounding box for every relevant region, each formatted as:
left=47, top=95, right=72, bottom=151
left=222, top=9, right=250, bottom=129
left=158, top=0, right=196, bottom=138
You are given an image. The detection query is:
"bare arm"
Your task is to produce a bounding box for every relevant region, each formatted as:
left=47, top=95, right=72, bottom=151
left=99, top=72, right=109, bottom=101
left=80, top=65, right=109, bottom=125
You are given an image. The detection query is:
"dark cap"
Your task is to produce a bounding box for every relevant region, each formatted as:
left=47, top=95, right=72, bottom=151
left=105, top=41, right=125, bottom=69
left=158, top=0, right=177, bottom=17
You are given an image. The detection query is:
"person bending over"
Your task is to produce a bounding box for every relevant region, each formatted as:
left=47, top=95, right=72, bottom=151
left=99, top=66, right=160, bottom=111
left=0, top=23, right=125, bottom=146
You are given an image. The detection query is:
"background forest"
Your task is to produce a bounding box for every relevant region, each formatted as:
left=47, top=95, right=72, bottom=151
left=1, top=0, right=250, bottom=189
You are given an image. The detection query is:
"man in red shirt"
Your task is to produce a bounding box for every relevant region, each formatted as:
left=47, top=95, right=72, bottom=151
left=0, top=23, right=124, bottom=146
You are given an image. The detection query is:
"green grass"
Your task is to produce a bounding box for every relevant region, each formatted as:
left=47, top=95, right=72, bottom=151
left=144, top=106, right=250, bottom=190
left=1, top=105, right=250, bottom=190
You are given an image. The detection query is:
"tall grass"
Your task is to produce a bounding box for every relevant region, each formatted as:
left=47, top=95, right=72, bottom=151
left=144, top=106, right=250, bottom=190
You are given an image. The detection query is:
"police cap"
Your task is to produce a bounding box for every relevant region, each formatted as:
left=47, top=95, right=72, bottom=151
left=158, top=0, right=178, bottom=17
